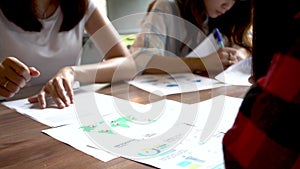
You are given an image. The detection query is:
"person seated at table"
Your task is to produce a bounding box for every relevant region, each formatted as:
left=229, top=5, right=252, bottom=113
left=222, top=0, right=300, bottom=168
left=0, top=0, right=136, bottom=108
left=130, top=0, right=253, bottom=75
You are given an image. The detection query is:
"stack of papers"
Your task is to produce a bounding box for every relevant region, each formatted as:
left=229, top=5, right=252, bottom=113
left=2, top=89, right=243, bottom=168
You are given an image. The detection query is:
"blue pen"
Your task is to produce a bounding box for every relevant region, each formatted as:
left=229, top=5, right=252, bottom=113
left=214, top=28, right=224, bottom=48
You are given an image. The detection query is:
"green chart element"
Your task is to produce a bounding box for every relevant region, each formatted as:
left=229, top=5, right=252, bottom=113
left=110, top=116, right=132, bottom=128
left=80, top=124, right=97, bottom=132
left=79, top=116, right=134, bottom=135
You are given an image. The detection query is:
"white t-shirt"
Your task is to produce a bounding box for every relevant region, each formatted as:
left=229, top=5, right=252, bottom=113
left=0, top=0, right=96, bottom=99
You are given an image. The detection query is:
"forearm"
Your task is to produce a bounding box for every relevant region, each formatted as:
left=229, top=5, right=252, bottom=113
left=142, top=55, right=224, bottom=74
left=141, top=55, right=202, bottom=74
left=85, top=8, right=130, bottom=60
left=72, top=56, right=137, bottom=83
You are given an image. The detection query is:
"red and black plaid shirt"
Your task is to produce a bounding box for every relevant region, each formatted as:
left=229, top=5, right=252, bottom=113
left=222, top=53, right=300, bottom=169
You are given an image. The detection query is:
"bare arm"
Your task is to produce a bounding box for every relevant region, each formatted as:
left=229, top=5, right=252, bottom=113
left=72, top=56, right=136, bottom=84
left=141, top=47, right=240, bottom=74
left=85, top=8, right=130, bottom=59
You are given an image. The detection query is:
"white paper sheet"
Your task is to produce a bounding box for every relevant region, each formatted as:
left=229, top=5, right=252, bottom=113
left=128, top=95, right=243, bottom=169
left=1, top=84, right=112, bottom=127
left=41, top=98, right=198, bottom=161
left=128, top=73, right=226, bottom=96
left=74, top=97, right=197, bottom=158
left=185, top=95, right=242, bottom=132
left=2, top=98, right=78, bottom=127
left=215, top=57, right=252, bottom=86
left=187, top=32, right=219, bottom=58
left=134, top=132, right=225, bottom=169
left=42, top=124, right=118, bottom=162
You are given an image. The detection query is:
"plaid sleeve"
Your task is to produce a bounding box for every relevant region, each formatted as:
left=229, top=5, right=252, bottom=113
left=222, top=53, right=300, bottom=169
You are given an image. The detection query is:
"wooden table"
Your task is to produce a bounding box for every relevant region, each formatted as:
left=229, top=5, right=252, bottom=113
left=0, top=83, right=249, bottom=169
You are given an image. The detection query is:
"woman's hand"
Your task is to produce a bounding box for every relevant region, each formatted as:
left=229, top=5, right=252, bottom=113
left=28, top=66, right=75, bottom=109
left=217, top=47, right=240, bottom=68
left=0, top=57, right=40, bottom=98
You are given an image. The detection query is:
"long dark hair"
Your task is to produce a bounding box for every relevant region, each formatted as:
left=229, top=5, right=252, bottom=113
left=0, top=0, right=88, bottom=32
left=176, top=0, right=253, bottom=53
left=252, top=0, right=300, bottom=81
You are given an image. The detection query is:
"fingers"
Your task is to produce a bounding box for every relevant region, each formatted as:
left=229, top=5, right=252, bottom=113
left=37, top=91, right=48, bottom=109
left=29, top=67, right=41, bottom=77
left=224, top=47, right=238, bottom=54
left=64, top=82, right=74, bottom=104
left=217, top=48, right=238, bottom=68
left=28, top=96, right=39, bottom=104
left=3, top=57, right=32, bottom=82
left=223, top=48, right=238, bottom=66
left=224, top=47, right=249, bottom=62
left=0, top=79, right=20, bottom=98
left=4, top=65, right=27, bottom=88
left=29, top=79, right=74, bottom=109
left=52, top=78, right=71, bottom=108
left=0, top=57, right=33, bottom=97
left=28, top=66, right=74, bottom=109
left=28, top=93, right=47, bottom=109
left=227, top=53, right=238, bottom=65
left=29, top=87, right=69, bottom=109
left=1, top=80, right=19, bottom=93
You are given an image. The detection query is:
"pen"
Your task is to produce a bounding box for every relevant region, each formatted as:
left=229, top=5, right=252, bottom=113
left=214, top=28, right=224, bottom=48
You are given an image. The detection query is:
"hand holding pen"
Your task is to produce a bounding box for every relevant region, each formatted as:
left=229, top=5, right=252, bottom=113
left=214, top=28, right=239, bottom=67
